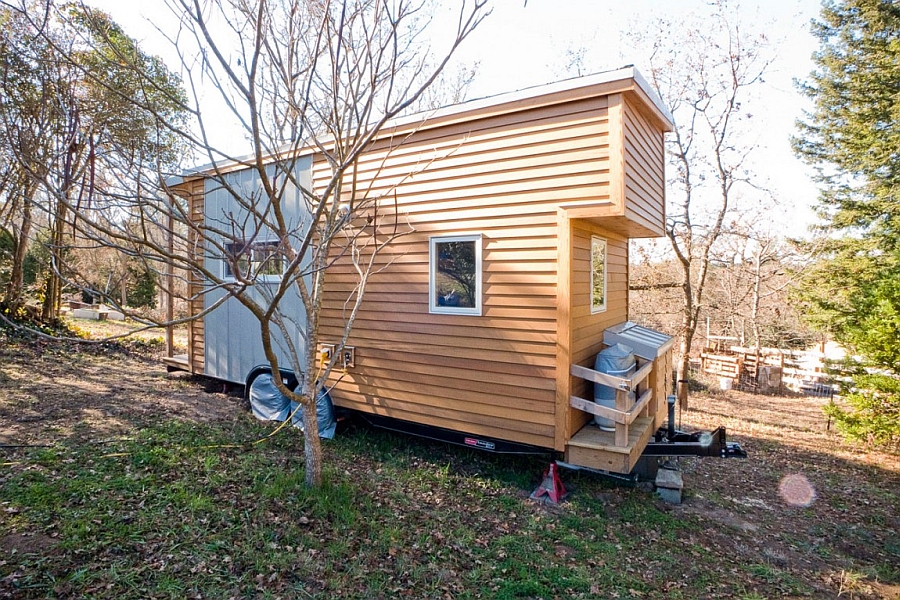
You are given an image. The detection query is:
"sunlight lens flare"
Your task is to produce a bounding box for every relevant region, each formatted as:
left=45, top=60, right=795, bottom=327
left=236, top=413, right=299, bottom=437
left=778, top=473, right=816, bottom=507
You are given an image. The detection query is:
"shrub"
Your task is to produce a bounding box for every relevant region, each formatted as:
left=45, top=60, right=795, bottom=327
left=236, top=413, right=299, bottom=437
left=127, top=266, right=157, bottom=309
left=825, top=373, right=900, bottom=449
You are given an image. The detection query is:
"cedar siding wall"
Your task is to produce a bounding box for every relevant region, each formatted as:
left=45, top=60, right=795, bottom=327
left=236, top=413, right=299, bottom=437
left=566, top=222, right=630, bottom=440
left=622, top=94, right=666, bottom=237
left=182, top=177, right=206, bottom=374
left=317, top=97, right=612, bottom=449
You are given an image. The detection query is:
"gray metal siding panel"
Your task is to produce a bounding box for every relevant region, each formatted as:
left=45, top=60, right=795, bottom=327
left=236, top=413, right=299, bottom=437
left=203, top=156, right=313, bottom=384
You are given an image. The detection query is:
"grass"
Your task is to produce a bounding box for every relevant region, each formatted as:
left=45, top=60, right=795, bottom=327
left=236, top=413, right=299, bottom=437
left=4, top=321, right=897, bottom=599
left=1, top=416, right=733, bottom=600
left=2, top=409, right=899, bottom=599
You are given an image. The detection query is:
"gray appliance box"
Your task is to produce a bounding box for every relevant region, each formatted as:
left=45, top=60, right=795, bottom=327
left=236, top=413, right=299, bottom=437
left=603, top=322, right=675, bottom=360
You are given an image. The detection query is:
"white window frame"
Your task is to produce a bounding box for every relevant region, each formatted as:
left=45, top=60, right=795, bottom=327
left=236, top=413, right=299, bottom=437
left=591, top=236, right=607, bottom=314
left=223, top=239, right=285, bottom=283
left=429, top=234, right=482, bottom=316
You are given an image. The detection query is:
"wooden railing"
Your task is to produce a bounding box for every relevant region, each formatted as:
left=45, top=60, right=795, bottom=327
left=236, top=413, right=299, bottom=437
left=700, top=346, right=785, bottom=382
left=570, top=358, right=654, bottom=447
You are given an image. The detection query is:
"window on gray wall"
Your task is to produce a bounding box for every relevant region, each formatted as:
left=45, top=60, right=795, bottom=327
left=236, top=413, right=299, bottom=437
left=224, top=240, right=285, bottom=281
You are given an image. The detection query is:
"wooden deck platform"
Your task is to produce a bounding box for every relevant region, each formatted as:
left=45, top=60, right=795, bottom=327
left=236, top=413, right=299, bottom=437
left=564, top=416, right=655, bottom=473
left=162, top=354, right=191, bottom=373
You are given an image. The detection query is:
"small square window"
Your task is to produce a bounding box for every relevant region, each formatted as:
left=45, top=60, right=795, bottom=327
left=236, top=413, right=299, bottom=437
left=224, top=240, right=285, bottom=281
left=591, top=236, right=607, bottom=313
left=430, top=234, right=482, bottom=315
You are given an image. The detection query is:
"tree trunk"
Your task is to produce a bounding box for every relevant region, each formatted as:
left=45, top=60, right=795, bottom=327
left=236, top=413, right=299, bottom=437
left=677, top=307, right=697, bottom=411
left=751, top=251, right=762, bottom=352
left=41, top=207, right=66, bottom=322
left=675, top=255, right=697, bottom=411
left=4, top=198, right=32, bottom=311
left=302, top=397, right=323, bottom=487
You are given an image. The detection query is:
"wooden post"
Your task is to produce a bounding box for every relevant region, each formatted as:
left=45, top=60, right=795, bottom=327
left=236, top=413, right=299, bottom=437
left=165, top=206, right=174, bottom=359
left=615, top=387, right=629, bottom=447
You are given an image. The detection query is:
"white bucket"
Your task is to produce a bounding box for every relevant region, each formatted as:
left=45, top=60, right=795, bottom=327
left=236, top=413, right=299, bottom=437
left=719, top=377, right=733, bottom=391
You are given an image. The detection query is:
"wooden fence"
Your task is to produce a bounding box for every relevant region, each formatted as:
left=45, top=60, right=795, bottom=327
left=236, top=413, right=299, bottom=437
left=699, top=345, right=835, bottom=396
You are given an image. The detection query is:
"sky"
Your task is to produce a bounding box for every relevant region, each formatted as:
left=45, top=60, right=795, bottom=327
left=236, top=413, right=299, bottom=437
left=84, top=0, right=824, bottom=237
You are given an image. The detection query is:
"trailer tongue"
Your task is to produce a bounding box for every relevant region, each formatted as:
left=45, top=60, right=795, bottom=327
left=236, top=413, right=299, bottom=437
left=644, top=426, right=747, bottom=459
left=642, top=393, right=747, bottom=459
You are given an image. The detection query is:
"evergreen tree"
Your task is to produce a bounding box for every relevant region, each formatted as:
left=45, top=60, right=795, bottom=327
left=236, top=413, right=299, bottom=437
left=126, top=265, right=157, bottom=309
left=794, top=0, right=900, bottom=446
left=794, top=0, right=900, bottom=359
left=795, top=0, right=900, bottom=241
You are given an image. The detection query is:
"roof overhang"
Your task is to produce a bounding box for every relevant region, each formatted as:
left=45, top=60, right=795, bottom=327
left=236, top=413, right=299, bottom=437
left=171, top=65, right=674, bottom=182
left=387, top=65, right=674, bottom=135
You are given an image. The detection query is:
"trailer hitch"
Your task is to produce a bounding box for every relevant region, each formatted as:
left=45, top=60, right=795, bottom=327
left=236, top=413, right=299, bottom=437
left=643, top=426, right=747, bottom=459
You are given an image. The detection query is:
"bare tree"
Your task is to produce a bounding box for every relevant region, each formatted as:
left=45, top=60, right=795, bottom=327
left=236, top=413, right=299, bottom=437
left=710, top=217, right=817, bottom=351
left=632, top=219, right=820, bottom=373
left=626, top=0, right=774, bottom=408
left=0, top=3, right=67, bottom=314
left=408, top=60, right=480, bottom=113
left=23, top=0, right=490, bottom=487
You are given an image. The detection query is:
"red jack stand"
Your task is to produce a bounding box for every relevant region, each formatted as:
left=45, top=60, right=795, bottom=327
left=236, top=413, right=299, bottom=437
left=530, top=462, right=568, bottom=504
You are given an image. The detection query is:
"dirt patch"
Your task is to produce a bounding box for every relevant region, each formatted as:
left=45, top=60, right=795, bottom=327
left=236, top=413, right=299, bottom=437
left=0, top=532, right=58, bottom=556
left=0, top=327, right=243, bottom=447
left=676, top=382, right=900, bottom=598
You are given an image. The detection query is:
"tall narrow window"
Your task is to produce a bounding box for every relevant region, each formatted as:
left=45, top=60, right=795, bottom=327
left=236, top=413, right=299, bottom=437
left=430, top=234, right=482, bottom=315
left=224, top=240, right=285, bottom=281
left=591, top=236, right=607, bottom=313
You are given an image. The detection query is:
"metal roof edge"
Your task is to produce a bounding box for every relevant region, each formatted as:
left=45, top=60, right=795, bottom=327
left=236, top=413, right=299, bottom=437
left=630, top=68, right=675, bottom=130
left=387, top=65, right=674, bottom=132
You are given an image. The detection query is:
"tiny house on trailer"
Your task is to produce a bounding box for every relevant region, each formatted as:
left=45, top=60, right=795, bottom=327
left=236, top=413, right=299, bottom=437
left=168, top=66, right=680, bottom=475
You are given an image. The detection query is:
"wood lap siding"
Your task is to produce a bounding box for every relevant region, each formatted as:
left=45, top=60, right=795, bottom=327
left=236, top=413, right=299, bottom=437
left=623, top=96, right=666, bottom=237
left=185, top=177, right=206, bottom=374
left=318, top=98, right=612, bottom=449
left=566, top=223, right=630, bottom=439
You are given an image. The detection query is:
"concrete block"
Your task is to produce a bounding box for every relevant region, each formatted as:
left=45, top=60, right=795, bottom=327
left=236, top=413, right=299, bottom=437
left=657, top=486, right=682, bottom=504
left=655, top=466, right=683, bottom=504
left=655, top=467, right=683, bottom=490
